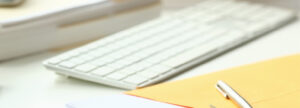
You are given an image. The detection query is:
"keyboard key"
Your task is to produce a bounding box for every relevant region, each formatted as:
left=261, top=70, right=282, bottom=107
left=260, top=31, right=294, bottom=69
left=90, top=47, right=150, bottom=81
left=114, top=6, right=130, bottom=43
left=93, top=48, right=111, bottom=56
left=137, top=69, right=160, bottom=79
left=162, top=44, right=217, bottom=68
left=144, top=55, right=165, bottom=64
left=75, top=64, right=97, bottom=72
left=91, top=66, right=115, bottom=76
left=107, top=63, right=126, bottom=70
left=114, top=59, right=133, bottom=67
left=77, top=55, right=95, bottom=62
left=90, top=57, right=115, bottom=66
left=123, top=75, right=148, bottom=85
left=122, top=56, right=142, bottom=64
left=118, top=69, right=137, bottom=76
left=131, top=52, right=151, bottom=59
left=90, top=60, right=107, bottom=67
left=126, top=65, right=146, bottom=72
left=106, top=72, right=128, bottom=81
left=134, top=62, right=153, bottom=70
left=59, top=61, right=77, bottom=68
left=149, top=65, right=172, bottom=74
left=68, top=58, right=85, bottom=65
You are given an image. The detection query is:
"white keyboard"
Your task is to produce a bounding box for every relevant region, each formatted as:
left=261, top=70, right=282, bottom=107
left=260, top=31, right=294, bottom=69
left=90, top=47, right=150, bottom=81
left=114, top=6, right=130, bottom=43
left=43, top=0, right=296, bottom=89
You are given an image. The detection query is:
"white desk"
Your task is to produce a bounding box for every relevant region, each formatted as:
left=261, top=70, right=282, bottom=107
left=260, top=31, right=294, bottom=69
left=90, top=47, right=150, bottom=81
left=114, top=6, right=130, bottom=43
left=1, top=1, right=300, bottom=108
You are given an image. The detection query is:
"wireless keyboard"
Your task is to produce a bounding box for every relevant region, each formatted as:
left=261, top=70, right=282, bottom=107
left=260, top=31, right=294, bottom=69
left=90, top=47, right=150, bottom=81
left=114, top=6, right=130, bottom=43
left=43, top=0, right=296, bottom=89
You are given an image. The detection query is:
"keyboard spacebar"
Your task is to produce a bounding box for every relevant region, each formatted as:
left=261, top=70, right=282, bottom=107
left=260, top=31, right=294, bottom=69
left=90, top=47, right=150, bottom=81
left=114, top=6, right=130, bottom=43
left=161, top=42, right=218, bottom=68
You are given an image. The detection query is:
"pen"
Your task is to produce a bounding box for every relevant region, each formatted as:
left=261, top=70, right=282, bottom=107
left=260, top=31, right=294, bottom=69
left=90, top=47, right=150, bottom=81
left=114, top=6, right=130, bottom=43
left=216, top=80, right=252, bottom=108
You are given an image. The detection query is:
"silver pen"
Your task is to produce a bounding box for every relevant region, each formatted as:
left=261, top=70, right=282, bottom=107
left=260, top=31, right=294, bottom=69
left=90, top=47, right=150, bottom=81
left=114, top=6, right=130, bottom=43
left=215, top=80, right=252, bottom=108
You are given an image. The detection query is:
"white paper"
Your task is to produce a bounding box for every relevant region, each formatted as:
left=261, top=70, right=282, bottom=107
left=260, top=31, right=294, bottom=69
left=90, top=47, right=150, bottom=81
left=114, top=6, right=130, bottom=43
left=66, top=94, right=184, bottom=108
left=0, top=0, right=108, bottom=21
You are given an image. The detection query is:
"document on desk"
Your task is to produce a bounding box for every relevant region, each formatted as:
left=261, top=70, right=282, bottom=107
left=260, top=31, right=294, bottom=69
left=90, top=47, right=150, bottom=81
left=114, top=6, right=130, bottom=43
left=66, top=94, right=184, bottom=108
left=127, top=54, right=300, bottom=108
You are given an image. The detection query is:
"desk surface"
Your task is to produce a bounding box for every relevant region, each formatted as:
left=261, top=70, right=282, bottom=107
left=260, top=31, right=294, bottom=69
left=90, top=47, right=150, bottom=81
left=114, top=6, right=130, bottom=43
left=1, top=1, right=300, bottom=108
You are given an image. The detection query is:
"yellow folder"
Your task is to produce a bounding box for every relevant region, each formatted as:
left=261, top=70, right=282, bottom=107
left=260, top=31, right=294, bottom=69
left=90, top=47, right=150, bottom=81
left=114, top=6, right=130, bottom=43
left=126, top=54, right=300, bottom=108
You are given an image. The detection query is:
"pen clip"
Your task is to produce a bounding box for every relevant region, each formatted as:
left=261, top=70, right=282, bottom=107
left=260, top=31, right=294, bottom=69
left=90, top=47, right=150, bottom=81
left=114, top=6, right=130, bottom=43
left=216, top=83, right=229, bottom=99
left=216, top=80, right=252, bottom=108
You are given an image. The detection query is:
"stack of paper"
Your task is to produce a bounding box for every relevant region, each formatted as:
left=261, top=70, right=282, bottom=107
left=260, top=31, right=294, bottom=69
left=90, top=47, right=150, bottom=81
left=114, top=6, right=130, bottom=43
left=0, top=0, right=160, bottom=61
left=0, top=0, right=102, bottom=21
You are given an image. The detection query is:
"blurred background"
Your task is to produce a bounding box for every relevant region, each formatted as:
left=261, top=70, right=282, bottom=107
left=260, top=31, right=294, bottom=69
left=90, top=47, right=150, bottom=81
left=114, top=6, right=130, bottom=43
left=0, top=0, right=299, bottom=108
left=163, top=0, right=300, bottom=10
